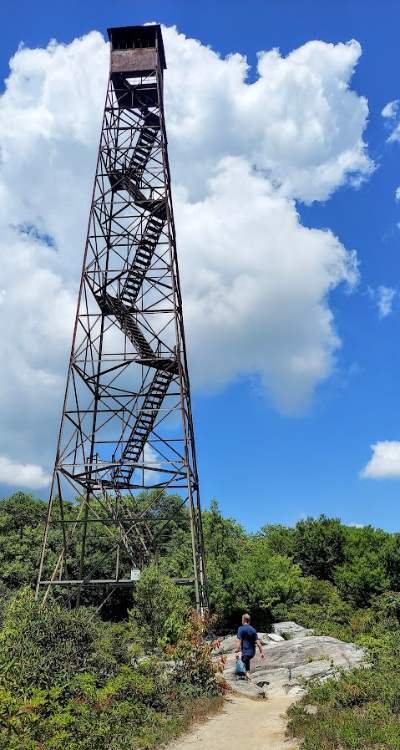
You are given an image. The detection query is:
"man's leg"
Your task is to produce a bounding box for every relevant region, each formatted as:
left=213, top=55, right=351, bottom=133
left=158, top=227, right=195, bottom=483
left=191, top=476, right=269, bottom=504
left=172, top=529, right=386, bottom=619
left=242, top=655, right=251, bottom=680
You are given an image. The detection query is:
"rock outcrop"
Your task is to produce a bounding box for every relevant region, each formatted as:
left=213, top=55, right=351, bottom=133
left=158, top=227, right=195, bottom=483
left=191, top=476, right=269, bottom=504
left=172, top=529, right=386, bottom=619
left=213, top=621, right=364, bottom=700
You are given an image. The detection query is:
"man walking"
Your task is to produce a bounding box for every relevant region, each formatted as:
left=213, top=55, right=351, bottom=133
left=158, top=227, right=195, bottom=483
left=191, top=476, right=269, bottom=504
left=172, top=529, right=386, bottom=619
left=236, top=613, right=265, bottom=680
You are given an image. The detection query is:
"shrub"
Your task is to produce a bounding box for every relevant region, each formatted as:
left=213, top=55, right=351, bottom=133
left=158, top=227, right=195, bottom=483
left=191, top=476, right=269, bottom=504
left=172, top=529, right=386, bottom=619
left=0, top=588, right=101, bottom=690
left=129, top=565, right=190, bottom=650
left=288, top=628, right=400, bottom=749
left=0, top=589, right=221, bottom=750
left=170, top=612, right=220, bottom=698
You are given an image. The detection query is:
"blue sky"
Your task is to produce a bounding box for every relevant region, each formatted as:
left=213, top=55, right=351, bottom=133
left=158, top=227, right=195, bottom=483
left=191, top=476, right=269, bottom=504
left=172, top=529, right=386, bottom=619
left=1, top=0, right=400, bottom=531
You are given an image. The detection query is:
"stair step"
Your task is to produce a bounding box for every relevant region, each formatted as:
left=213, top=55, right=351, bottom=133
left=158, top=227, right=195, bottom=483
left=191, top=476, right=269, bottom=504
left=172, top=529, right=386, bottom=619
left=114, top=368, right=173, bottom=483
left=117, top=212, right=165, bottom=304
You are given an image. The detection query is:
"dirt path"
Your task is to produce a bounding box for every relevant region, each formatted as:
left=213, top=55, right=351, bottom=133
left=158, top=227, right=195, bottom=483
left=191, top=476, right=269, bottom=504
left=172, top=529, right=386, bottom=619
left=169, top=692, right=299, bottom=750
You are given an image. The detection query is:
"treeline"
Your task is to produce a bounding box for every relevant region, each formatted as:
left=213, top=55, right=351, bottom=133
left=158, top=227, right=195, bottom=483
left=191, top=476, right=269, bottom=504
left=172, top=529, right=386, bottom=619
left=2, top=491, right=400, bottom=633
left=0, top=492, right=223, bottom=749
left=3, top=491, right=400, bottom=748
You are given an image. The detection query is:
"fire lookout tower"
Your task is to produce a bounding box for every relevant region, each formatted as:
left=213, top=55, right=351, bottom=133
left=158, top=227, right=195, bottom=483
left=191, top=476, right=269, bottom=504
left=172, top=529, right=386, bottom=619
left=36, top=25, right=207, bottom=612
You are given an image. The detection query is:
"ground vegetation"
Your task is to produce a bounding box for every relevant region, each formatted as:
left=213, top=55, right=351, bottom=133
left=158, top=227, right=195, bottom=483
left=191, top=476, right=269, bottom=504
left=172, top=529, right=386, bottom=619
left=1, top=492, right=400, bottom=747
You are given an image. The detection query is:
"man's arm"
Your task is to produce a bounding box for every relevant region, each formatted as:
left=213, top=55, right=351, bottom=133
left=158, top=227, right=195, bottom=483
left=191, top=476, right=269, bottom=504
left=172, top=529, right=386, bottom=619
left=236, top=626, right=243, bottom=655
left=256, top=638, right=265, bottom=659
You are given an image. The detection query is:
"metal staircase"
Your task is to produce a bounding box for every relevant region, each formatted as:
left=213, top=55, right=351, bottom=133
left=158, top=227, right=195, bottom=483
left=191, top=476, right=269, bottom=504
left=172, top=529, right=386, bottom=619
left=100, top=293, right=154, bottom=359
left=120, top=213, right=165, bottom=309
left=130, top=111, right=160, bottom=173
left=97, top=292, right=177, bottom=372
left=115, top=369, right=173, bottom=486
left=98, top=84, right=175, bottom=482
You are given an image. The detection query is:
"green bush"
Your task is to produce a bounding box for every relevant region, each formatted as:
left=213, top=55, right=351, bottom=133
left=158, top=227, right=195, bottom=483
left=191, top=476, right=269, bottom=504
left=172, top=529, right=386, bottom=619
left=129, top=565, right=191, bottom=650
left=0, top=588, right=102, bottom=690
left=288, top=608, right=400, bottom=749
left=0, top=588, right=221, bottom=750
left=6, top=495, right=400, bottom=749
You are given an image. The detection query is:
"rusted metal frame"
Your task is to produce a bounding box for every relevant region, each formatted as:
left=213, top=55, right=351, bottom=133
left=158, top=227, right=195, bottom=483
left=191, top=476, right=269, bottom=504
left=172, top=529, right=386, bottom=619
left=60, top=503, right=156, bottom=604
left=127, top=307, right=170, bottom=352
left=59, top=506, right=139, bottom=603
left=130, top=484, right=182, bottom=524
left=83, top=380, right=140, bottom=440
left=105, top=299, right=166, bottom=356
left=56, top=471, right=70, bottom=580
left=82, top=359, right=131, bottom=384
left=38, top=29, right=206, bottom=607
left=78, top=169, right=116, bottom=590
left=41, top=492, right=86, bottom=605
left=58, top=479, right=126, bottom=535
left=99, top=215, right=143, bottom=257
left=169, top=314, right=207, bottom=612
left=139, top=263, right=175, bottom=305
left=155, top=61, right=207, bottom=611
left=101, top=487, right=144, bottom=564
left=62, top=381, right=96, bottom=455
left=137, top=269, right=175, bottom=310
left=62, top=403, right=95, bottom=448
left=71, top=364, right=97, bottom=397
left=61, top=414, right=93, bottom=455
left=49, top=515, right=191, bottom=526
left=70, top=366, right=91, bottom=467
left=146, top=435, right=186, bottom=470
left=142, top=276, right=174, bottom=298
left=72, top=301, right=101, bottom=361
left=141, top=494, right=193, bottom=569
left=36, top=98, right=106, bottom=591
left=138, top=393, right=181, bottom=438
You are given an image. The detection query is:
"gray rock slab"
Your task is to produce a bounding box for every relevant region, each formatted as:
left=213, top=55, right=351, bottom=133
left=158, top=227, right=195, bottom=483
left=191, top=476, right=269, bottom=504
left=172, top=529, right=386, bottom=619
left=229, top=678, right=267, bottom=700
left=273, top=621, right=314, bottom=640
left=216, top=621, right=365, bottom=699
left=260, top=635, right=363, bottom=671
left=267, top=632, right=285, bottom=642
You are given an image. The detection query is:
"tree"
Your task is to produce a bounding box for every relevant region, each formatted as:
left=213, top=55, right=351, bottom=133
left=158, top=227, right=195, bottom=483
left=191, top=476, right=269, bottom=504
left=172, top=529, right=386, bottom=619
left=334, top=554, right=390, bottom=608
left=0, top=493, right=48, bottom=588
left=201, top=500, right=247, bottom=623
left=381, top=533, right=400, bottom=591
left=293, top=515, right=345, bottom=580
left=260, top=524, right=296, bottom=556
left=230, top=535, right=305, bottom=627
left=344, top=525, right=390, bottom=561
left=160, top=499, right=248, bottom=627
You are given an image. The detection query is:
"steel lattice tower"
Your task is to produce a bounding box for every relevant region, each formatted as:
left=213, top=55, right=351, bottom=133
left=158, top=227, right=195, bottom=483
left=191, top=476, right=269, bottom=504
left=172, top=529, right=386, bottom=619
left=36, top=25, right=207, bottom=612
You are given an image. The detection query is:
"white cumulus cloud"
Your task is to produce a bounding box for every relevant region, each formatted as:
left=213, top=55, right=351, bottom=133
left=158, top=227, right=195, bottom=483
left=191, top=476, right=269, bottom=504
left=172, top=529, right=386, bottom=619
left=361, top=441, right=400, bottom=479
left=368, top=285, right=397, bottom=319
left=377, top=286, right=397, bottom=318
left=0, top=27, right=372, bottom=482
left=176, top=156, right=358, bottom=410
left=382, top=98, right=400, bottom=142
left=0, top=455, right=51, bottom=489
left=382, top=99, right=399, bottom=119
left=163, top=29, right=372, bottom=202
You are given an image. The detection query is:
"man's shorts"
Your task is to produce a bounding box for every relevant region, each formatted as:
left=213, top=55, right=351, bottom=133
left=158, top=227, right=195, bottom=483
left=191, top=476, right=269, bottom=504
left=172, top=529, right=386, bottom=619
left=242, top=655, right=252, bottom=672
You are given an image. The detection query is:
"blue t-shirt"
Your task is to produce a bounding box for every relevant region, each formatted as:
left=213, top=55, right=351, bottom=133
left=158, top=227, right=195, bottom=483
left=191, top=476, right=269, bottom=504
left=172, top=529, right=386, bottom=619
left=237, top=624, right=258, bottom=657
